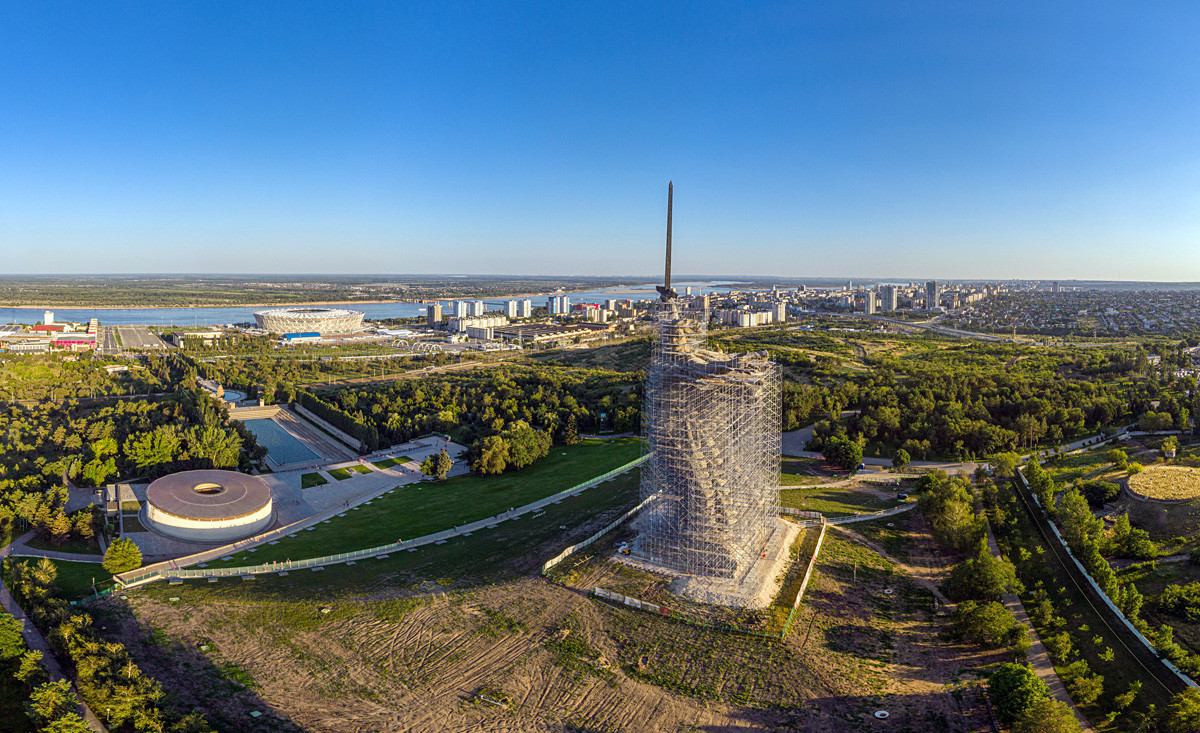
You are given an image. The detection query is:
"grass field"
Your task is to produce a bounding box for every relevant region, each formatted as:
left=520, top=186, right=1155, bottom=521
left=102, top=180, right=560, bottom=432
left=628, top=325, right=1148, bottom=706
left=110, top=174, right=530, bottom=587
left=327, top=467, right=355, bottom=480
left=371, top=456, right=413, bottom=469
left=779, top=484, right=911, bottom=517
left=122, top=513, right=147, bottom=533
left=44, top=558, right=113, bottom=600
left=1044, top=446, right=1129, bottom=485
left=1129, top=465, right=1200, bottom=500
left=300, top=472, right=327, bottom=489
left=24, top=535, right=102, bottom=555
left=140, top=469, right=642, bottom=598
left=203, top=438, right=642, bottom=569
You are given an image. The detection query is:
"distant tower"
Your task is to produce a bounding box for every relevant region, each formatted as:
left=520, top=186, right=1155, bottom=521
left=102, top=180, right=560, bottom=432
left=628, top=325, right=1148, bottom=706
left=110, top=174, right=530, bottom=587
left=519, top=299, right=532, bottom=318
left=925, top=281, right=940, bottom=310
left=863, top=291, right=877, bottom=315
left=637, top=182, right=782, bottom=605
left=454, top=301, right=469, bottom=318
left=43, top=310, right=54, bottom=326
left=426, top=303, right=442, bottom=328
left=505, top=300, right=518, bottom=318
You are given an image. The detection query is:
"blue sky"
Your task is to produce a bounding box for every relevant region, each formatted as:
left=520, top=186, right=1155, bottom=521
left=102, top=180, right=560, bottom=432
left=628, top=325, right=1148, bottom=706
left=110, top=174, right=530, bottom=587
left=2, top=2, right=1199, bottom=280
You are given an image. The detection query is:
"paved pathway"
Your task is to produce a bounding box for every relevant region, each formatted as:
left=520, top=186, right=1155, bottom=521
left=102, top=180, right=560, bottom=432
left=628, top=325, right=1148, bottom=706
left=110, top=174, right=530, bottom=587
left=1, top=537, right=108, bottom=732
left=6, top=531, right=105, bottom=564
left=984, top=523, right=1093, bottom=732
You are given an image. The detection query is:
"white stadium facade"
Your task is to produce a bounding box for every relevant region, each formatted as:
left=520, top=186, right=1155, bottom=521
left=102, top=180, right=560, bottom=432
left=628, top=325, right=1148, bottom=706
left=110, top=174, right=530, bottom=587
left=254, top=307, right=365, bottom=334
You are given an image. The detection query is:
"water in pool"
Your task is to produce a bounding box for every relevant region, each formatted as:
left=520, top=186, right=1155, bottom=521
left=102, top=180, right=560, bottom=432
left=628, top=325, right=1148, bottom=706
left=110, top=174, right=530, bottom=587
left=242, top=418, right=320, bottom=465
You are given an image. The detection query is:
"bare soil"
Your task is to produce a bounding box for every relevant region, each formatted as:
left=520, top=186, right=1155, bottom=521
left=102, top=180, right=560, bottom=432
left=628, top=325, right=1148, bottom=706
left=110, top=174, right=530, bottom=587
left=95, top=517, right=1005, bottom=732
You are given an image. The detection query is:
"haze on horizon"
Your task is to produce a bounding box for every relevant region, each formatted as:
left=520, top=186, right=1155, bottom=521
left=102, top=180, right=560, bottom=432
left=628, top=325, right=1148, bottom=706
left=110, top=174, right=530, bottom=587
left=2, top=3, right=1198, bottom=281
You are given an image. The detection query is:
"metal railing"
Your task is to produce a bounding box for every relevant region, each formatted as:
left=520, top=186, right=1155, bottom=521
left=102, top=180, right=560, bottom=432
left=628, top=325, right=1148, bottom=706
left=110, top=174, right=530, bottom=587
left=120, top=454, right=649, bottom=587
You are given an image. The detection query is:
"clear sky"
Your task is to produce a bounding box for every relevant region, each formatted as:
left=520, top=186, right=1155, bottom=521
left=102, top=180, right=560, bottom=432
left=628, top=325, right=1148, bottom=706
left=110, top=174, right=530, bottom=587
left=2, top=2, right=1199, bottom=280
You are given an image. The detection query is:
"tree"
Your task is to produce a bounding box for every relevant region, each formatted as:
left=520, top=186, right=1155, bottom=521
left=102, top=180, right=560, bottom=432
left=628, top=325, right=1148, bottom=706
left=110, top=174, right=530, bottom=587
left=823, top=436, right=863, bottom=471
left=945, top=540, right=1021, bottom=601
left=42, top=714, right=91, bottom=733
left=988, top=663, right=1050, bottom=726
left=991, top=452, right=1019, bottom=479
left=27, top=679, right=80, bottom=727
left=1107, top=448, right=1128, bottom=470
left=1128, top=462, right=1144, bottom=475
left=1060, top=659, right=1103, bottom=706
left=472, top=435, right=509, bottom=476
left=950, top=600, right=1020, bottom=647
left=102, top=537, right=143, bottom=574
left=1165, top=688, right=1200, bottom=733
left=434, top=448, right=453, bottom=479
left=1012, top=697, right=1081, bottom=733
left=562, top=413, right=580, bottom=445
left=1057, top=487, right=1103, bottom=554
left=1080, top=480, right=1120, bottom=509
left=0, top=612, right=25, bottom=660
left=891, top=449, right=910, bottom=469
left=16, top=650, right=48, bottom=687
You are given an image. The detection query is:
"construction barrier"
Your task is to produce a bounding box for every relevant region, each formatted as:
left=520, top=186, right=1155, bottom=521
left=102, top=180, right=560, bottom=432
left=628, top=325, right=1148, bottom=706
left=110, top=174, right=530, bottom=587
left=542, top=495, right=655, bottom=576
left=780, top=516, right=828, bottom=639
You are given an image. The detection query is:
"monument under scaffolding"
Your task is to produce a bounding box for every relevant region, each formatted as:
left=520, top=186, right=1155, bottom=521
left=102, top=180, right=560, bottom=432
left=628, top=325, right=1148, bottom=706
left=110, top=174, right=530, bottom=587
left=634, top=183, right=785, bottom=605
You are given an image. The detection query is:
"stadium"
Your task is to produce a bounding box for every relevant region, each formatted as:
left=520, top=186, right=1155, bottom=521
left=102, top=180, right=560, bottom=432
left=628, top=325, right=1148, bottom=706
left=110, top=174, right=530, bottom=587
left=253, top=307, right=365, bottom=334
left=144, top=469, right=274, bottom=542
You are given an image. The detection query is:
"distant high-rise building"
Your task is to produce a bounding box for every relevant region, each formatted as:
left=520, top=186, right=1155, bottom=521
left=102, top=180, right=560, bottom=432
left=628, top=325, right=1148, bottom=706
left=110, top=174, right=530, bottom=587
left=1052, top=281, right=1060, bottom=293
left=925, top=281, right=940, bottom=310
left=43, top=310, right=54, bottom=325
left=471, top=301, right=484, bottom=317
left=426, top=303, right=442, bottom=328
left=605, top=298, right=618, bottom=311
left=454, top=301, right=469, bottom=318
left=863, top=291, right=877, bottom=315
left=519, top=299, right=532, bottom=318
left=774, top=302, right=787, bottom=323
left=505, top=300, right=518, bottom=318
left=881, top=285, right=898, bottom=312
left=685, top=286, right=693, bottom=296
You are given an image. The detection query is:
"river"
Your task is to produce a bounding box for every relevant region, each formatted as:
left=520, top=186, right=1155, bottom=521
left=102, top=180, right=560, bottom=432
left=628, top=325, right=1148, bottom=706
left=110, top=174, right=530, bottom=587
left=2, top=281, right=742, bottom=327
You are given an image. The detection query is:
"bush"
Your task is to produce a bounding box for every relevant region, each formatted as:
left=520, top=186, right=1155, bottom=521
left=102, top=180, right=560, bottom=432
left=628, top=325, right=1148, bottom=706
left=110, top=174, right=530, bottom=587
left=1043, top=630, right=1073, bottom=664
left=1165, top=688, right=1200, bottom=733
left=1012, top=696, right=1081, bottom=733
left=1080, top=480, right=1120, bottom=508
left=988, top=663, right=1050, bottom=726
left=1060, top=659, right=1103, bottom=706
left=1157, top=582, right=1200, bottom=622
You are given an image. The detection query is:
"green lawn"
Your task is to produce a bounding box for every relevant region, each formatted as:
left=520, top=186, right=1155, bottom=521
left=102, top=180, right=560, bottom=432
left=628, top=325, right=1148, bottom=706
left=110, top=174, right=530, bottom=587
left=371, top=456, right=414, bottom=469
left=122, top=513, right=147, bottom=533
left=204, top=438, right=642, bottom=568
left=140, top=469, right=641, bottom=598
left=779, top=484, right=911, bottom=517
left=24, top=535, right=102, bottom=555
left=1044, top=446, right=1127, bottom=485
left=46, top=559, right=113, bottom=601
left=301, top=472, right=328, bottom=489
left=327, top=467, right=354, bottom=480
left=350, top=464, right=372, bottom=474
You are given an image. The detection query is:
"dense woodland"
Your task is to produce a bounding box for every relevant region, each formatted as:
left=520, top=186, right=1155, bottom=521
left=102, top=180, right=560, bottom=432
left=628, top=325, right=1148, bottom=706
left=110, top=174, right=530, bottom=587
left=0, top=390, right=264, bottom=544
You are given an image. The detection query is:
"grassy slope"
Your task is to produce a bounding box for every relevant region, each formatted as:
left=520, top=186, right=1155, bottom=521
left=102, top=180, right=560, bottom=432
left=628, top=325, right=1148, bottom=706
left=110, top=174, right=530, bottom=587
left=779, top=485, right=910, bottom=517
left=205, top=438, right=642, bottom=568
left=140, top=470, right=640, bottom=600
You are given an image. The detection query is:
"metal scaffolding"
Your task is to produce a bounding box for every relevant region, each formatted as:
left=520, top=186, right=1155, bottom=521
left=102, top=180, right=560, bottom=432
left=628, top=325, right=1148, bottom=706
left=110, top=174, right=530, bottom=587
left=637, top=300, right=781, bottom=582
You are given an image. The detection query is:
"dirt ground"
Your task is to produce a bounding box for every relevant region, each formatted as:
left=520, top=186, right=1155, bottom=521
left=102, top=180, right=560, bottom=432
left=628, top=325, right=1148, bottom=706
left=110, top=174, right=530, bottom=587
left=93, top=510, right=1005, bottom=733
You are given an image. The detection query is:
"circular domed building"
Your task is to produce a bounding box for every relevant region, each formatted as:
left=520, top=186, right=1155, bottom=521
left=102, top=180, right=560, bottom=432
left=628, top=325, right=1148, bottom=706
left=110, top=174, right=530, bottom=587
left=144, top=470, right=274, bottom=542
left=253, top=307, right=364, bottom=334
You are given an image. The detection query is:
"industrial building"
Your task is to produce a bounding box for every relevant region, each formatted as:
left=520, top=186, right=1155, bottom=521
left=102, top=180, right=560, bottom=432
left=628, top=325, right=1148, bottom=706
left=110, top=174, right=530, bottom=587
left=254, top=307, right=365, bottom=335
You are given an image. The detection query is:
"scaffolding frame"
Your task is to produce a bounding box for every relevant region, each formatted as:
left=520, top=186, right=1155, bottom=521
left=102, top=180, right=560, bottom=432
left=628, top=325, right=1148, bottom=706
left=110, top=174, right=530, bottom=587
left=638, top=300, right=781, bottom=587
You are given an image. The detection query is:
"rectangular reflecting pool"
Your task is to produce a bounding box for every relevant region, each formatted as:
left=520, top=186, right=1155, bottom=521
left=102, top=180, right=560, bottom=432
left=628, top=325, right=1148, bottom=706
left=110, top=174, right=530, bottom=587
left=242, top=418, right=321, bottom=465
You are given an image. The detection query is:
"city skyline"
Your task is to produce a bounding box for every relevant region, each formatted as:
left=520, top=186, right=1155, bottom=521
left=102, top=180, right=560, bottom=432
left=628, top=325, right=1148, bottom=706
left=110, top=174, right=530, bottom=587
left=3, top=3, right=1199, bottom=280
